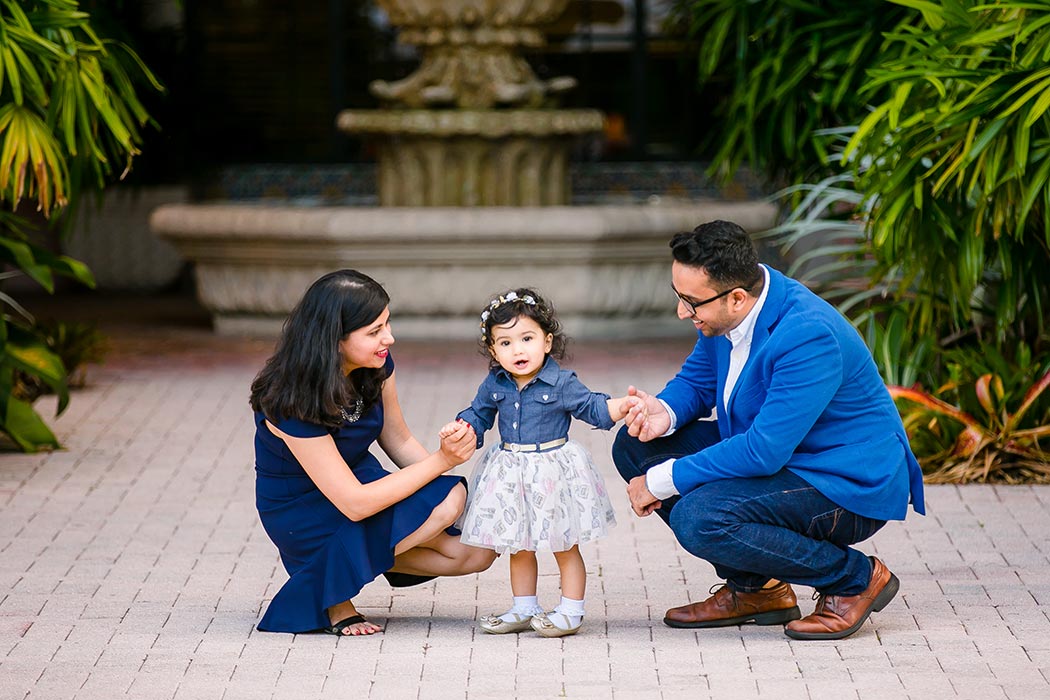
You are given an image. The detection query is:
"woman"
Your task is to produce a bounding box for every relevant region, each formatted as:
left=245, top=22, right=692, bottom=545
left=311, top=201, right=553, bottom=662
left=250, top=269, right=496, bottom=636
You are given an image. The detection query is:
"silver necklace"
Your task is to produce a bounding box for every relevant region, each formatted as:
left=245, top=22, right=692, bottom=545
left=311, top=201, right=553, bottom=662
left=340, top=398, right=364, bottom=424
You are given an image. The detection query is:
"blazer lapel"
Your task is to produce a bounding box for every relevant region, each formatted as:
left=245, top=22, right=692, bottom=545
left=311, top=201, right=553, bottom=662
left=715, top=337, right=732, bottom=435
left=724, top=267, right=786, bottom=429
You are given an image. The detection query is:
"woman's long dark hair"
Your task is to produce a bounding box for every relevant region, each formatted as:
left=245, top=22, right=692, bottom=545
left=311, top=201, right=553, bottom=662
left=250, top=269, right=390, bottom=428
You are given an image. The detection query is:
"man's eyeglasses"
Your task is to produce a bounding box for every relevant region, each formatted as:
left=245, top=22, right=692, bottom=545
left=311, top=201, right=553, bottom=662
left=672, top=276, right=761, bottom=317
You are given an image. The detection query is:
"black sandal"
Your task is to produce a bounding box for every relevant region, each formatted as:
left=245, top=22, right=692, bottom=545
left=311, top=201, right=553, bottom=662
left=323, top=615, right=379, bottom=636
left=382, top=571, right=437, bottom=588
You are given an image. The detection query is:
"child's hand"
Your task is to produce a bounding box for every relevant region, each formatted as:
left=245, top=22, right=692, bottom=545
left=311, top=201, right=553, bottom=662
left=607, top=395, right=630, bottom=422
left=438, top=420, right=476, bottom=468
left=439, top=418, right=465, bottom=439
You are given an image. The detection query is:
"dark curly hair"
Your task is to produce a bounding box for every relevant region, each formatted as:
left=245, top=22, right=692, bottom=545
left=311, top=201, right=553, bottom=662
left=477, top=287, right=568, bottom=370
left=250, top=269, right=390, bottom=428
left=670, top=220, right=761, bottom=291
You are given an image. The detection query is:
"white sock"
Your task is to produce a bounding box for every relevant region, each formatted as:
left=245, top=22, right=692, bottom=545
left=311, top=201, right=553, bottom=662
left=547, top=596, right=585, bottom=629
left=500, top=595, right=542, bottom=622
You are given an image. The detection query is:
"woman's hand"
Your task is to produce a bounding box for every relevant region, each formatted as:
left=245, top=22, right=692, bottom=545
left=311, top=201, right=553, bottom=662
left=438, top=419, right=476, bottom=469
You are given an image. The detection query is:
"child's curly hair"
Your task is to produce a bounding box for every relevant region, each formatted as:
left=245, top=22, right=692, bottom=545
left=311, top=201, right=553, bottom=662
left=478, top=287, right=568, bottom=370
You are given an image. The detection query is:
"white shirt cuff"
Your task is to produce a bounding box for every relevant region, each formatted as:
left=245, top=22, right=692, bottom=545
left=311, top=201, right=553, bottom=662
left=658, top=399, right=677, bottom=437
left=645, top=458, right=680, bottom=500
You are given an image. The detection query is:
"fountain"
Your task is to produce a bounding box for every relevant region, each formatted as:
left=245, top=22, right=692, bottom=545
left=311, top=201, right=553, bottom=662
left=339, top=0, right=602, bottom=207
left=151, top=0, right=775, bottom=338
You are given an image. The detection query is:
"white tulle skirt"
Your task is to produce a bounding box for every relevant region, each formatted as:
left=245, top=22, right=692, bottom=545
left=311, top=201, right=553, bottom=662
left=457, top=440, right=616, bottom=554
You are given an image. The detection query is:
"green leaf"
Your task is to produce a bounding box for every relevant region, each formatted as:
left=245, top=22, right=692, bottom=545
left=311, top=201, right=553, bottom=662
left=1023, top=82, right=1050, bottom=127
left=888, top=0, right=946, bottom=30
left=5, top=324, right=69, bottom=414
left=2, top=45, right=23, bottom=104
left=843, top=102, right=893, bottom=162
left=32, top=251, right=95, bottom=288
left=0, top=392, right=61, bottom=451
left=997, top=76, right=1050, bottom=120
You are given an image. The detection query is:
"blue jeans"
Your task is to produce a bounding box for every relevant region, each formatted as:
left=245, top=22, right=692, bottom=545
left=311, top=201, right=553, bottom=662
left=612, top=422, right=885, bottom=596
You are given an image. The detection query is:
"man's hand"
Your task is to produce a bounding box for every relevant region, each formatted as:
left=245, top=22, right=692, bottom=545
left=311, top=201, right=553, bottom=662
left=627, top=475, right=662, bottom=517
left=623, top=385, right=671, bottom=442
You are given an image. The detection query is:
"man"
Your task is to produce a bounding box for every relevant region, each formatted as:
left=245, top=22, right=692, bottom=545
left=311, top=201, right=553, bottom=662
left=615, top=220, right=924, bottom=640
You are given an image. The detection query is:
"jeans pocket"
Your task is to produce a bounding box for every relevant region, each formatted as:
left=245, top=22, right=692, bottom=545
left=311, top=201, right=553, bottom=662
left=806, top=508, right=846, bottom=541
left=807, top=508, right=886, bottom=545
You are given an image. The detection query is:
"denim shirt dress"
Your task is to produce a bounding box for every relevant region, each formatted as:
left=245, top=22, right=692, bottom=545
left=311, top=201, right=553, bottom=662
left=456, top=356, right=615, bottom=449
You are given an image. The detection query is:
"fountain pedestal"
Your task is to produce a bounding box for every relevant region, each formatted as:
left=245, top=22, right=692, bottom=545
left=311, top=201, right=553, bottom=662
left=338, top=110, right=603, bottom=207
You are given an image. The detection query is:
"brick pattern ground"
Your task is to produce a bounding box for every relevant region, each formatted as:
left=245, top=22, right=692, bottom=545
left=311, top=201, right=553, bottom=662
left=1, top=317, right=1048, bottom=700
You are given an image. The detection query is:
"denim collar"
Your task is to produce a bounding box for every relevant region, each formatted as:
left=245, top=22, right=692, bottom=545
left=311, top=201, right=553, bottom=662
left=494, top=355, right=561, bottom=387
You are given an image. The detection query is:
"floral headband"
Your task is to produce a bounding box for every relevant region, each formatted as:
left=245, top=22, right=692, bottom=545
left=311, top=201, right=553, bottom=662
left=479, top=291, right=537, bottom=334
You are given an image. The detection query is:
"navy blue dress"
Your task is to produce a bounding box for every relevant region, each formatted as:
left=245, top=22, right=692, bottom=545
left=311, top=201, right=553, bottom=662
left=254, top=354, right=462, bottom=633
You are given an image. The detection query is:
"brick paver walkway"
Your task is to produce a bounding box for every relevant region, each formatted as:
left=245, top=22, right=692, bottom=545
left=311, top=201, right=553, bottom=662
left=1, top=302, right=1048, bottom=699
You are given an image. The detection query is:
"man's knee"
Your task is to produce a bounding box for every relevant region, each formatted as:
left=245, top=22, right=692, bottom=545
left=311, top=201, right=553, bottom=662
left=669, top=493, right=734, bottom=559
left=612, top=425, right=641, bottom=482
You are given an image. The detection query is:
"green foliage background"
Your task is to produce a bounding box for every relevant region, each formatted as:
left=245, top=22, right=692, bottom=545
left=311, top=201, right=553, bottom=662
left=0, top=0, right=159, bottom=450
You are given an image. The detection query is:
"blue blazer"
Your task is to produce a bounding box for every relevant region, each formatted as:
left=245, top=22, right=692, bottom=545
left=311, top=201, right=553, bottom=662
left=658, top=267, right=925, bottom=521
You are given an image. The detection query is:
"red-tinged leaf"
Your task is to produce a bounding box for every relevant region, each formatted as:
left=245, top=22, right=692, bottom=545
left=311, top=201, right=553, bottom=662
left=1005, top=370, right=1050, bottom=430
left=888, top=385, right=983, bottom=428
left=975, top=373, right=994, bottom=415
left=951, top=426, right=985, bottom=458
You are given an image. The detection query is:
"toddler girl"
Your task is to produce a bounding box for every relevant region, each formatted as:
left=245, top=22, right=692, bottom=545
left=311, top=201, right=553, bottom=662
left=439, top=288, right=626, bottom=638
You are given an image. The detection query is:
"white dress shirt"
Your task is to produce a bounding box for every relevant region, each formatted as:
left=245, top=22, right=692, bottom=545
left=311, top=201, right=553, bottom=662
left=645, top=265, right=771, bottom=500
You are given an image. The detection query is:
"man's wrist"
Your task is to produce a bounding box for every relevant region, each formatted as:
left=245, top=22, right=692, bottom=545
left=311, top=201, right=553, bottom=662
left=657, top=399, right=677, bottom=437
left=645, top=458, right=680, bottom=500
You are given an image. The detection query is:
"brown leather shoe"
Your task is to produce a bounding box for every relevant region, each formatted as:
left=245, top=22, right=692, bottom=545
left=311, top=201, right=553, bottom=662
left=663, top=581, right=801, bottom=629
left=784, top=557, right=899, bottom=640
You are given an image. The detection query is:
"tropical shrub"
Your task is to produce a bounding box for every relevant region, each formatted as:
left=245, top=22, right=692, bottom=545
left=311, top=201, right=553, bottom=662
left=13, top=318, right=108, bottom=402
left=890, top=345, right=1050, bottom=483
left=0, top=0, right=160, bottom=450
left=674, top=0, right=915, bottom=184
left=845, top=0, right=1050, bottom=480
left=845, top=0, right=1050, bottom=349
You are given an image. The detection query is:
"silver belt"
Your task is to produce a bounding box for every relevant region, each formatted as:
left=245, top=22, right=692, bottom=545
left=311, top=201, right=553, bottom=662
left=500, top=437, right=568, bottom=453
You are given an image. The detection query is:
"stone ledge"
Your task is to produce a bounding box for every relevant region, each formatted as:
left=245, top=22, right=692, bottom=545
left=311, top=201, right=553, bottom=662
left=152, top=201, right=778, bottom=339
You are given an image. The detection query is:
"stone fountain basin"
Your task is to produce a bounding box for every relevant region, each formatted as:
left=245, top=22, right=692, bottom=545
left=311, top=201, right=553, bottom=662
left=150, top=201, right=777, bottom=339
